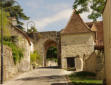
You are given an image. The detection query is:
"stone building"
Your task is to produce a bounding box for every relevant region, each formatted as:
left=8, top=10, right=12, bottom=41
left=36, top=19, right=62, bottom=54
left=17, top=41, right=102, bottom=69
left=103, top=0, right=111, bottom=84
left=60, top=10, right=95, bottom=71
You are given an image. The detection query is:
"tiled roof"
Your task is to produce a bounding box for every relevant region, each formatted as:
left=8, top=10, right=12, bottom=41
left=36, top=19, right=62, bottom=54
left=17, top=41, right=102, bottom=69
left=61, top=10, right=91, bottom=34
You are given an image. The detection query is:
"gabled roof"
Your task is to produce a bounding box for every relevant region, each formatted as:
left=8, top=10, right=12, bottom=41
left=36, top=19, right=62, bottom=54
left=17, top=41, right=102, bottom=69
left=61, top=10, right=91, bottom=34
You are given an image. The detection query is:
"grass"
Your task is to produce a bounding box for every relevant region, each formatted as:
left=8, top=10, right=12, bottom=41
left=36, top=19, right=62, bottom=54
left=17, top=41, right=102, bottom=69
left=69, top=71, right=103, bottom=85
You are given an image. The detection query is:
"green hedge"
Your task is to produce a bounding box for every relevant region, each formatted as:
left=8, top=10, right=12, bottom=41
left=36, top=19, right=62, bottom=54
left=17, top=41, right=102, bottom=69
left=69, top=71, right=102, bottom=85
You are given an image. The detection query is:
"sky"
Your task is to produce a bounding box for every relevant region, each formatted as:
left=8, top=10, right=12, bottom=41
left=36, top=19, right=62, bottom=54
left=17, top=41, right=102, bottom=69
left=17, top=0, right=93, bottom=32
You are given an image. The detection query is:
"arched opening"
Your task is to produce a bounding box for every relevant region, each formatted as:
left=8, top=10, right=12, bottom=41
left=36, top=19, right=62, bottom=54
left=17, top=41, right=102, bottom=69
left=46, top=46, right=58, bottom=67
left=44, top=39, right=58, bottom=67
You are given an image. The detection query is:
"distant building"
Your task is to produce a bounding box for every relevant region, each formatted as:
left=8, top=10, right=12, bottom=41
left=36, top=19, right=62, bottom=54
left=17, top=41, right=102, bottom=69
left=86, top=21, right=104, bottom=50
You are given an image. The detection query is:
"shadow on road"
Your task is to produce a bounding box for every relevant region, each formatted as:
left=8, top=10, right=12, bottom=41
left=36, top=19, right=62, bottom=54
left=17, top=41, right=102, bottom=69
left=51, top=82, right=102, bottom=85
left=51, top=82, right=73, bottom=85
left=16, top=75, right=66, bottom=82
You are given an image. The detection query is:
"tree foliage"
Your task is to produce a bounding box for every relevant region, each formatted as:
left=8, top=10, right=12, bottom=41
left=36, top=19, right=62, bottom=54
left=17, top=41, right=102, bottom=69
left=46, top=46, right=57, bottom=59
left=27, top=26, right=37, bottom=33
left=0, top=0, right=29, bottom=25
left=3, top=37, right=24, bottom=65
left=73, top=0, right=106, bottom=21
left=30, top=51, right=42, bottom=65
left=0, top=9, right=10, bottom=37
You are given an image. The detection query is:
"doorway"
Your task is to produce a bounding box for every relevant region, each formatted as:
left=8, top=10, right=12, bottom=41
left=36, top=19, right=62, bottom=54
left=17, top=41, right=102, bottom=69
left=46, top=46, right=58, bottom=67
left=67, top=57, right=75, bottom=70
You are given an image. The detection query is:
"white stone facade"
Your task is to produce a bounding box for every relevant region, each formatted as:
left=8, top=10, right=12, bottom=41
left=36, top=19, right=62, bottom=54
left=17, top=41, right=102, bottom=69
left=61, top=33, right=94, bottom=71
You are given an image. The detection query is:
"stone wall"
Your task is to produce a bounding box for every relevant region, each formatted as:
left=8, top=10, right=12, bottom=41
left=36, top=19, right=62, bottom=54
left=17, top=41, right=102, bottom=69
left=8, top=25, right=31, bottom=72
left=84, top=50, right=104, bottom=79
left=96, top=50, right=104, bottom=79
left=61, top=32, right=95, bottom=71
left=0, top=46, right=18, bottom=80
left=84, top=52, right=97, bottom=73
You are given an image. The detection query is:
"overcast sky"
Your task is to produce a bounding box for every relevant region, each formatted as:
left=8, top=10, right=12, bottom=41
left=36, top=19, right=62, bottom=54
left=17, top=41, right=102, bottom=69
left=17, top=0, right=92, bottom=32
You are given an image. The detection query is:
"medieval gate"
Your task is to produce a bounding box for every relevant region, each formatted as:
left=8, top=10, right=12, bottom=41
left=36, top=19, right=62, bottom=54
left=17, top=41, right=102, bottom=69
left=28, top=31, right=61, bottom=67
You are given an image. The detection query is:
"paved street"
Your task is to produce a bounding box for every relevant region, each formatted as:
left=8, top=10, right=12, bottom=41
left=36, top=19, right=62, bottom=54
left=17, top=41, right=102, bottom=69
left=2, top=68, right=72, bottom=85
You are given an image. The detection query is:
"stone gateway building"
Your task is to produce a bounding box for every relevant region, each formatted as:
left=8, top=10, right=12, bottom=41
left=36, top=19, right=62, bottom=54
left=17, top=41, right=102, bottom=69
left=60, top=10, right=95, bottom=71
left=27, top=11, right=104, bottom=79
left=28, top=31, right=59, bottom=67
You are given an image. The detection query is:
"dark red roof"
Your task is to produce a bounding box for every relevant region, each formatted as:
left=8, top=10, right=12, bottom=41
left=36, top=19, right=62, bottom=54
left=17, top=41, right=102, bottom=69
left=61, top=10, right=91, bottom=34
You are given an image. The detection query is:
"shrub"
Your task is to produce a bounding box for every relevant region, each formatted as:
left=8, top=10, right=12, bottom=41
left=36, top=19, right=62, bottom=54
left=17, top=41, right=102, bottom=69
left=72, top=71, right=96, bottom=77
left=69, top=71, right=102, bottom=85
left=30, top=51, right=42, bottom=65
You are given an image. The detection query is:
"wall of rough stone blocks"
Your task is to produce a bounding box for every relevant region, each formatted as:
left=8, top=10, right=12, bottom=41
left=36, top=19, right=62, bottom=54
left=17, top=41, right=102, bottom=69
left=96, top=51, right=104, bottom=79
left=61, top=33, right=95, bottom=71
left=84, top=50, right=104, bottom=79
left=84, top=52, right=97, bottom=73
left=0, top=46, right=18, bottom=80
left=8, top=25, right=31, bottom=72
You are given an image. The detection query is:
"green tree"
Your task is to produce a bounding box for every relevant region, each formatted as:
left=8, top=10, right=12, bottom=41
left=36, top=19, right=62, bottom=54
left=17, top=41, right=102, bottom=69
left=73, top=0, right=106, bottom=21
left=0, top=9, right=10, bottom=38
left=0, top=0, right=29, bottom=26
left=30, top=51, right=42, bottom=66
left=46, top=47, right=57, bottom=59
left=27, top=26, right=37, bottom=33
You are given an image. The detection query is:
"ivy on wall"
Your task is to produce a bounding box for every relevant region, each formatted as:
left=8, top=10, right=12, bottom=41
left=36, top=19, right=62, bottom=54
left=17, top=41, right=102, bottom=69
left=3, top=40, right=24, bottom=64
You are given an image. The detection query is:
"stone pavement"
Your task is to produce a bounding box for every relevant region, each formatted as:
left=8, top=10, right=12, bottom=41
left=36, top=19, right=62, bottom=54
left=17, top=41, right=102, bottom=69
left=1, top=67, right=73, bottom=85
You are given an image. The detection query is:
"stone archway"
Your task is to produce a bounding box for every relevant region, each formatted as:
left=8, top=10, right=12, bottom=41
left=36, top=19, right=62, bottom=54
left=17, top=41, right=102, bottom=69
left=28, top=31, right=61, bottom=67
left=44, top=39, right=57, bottom=67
